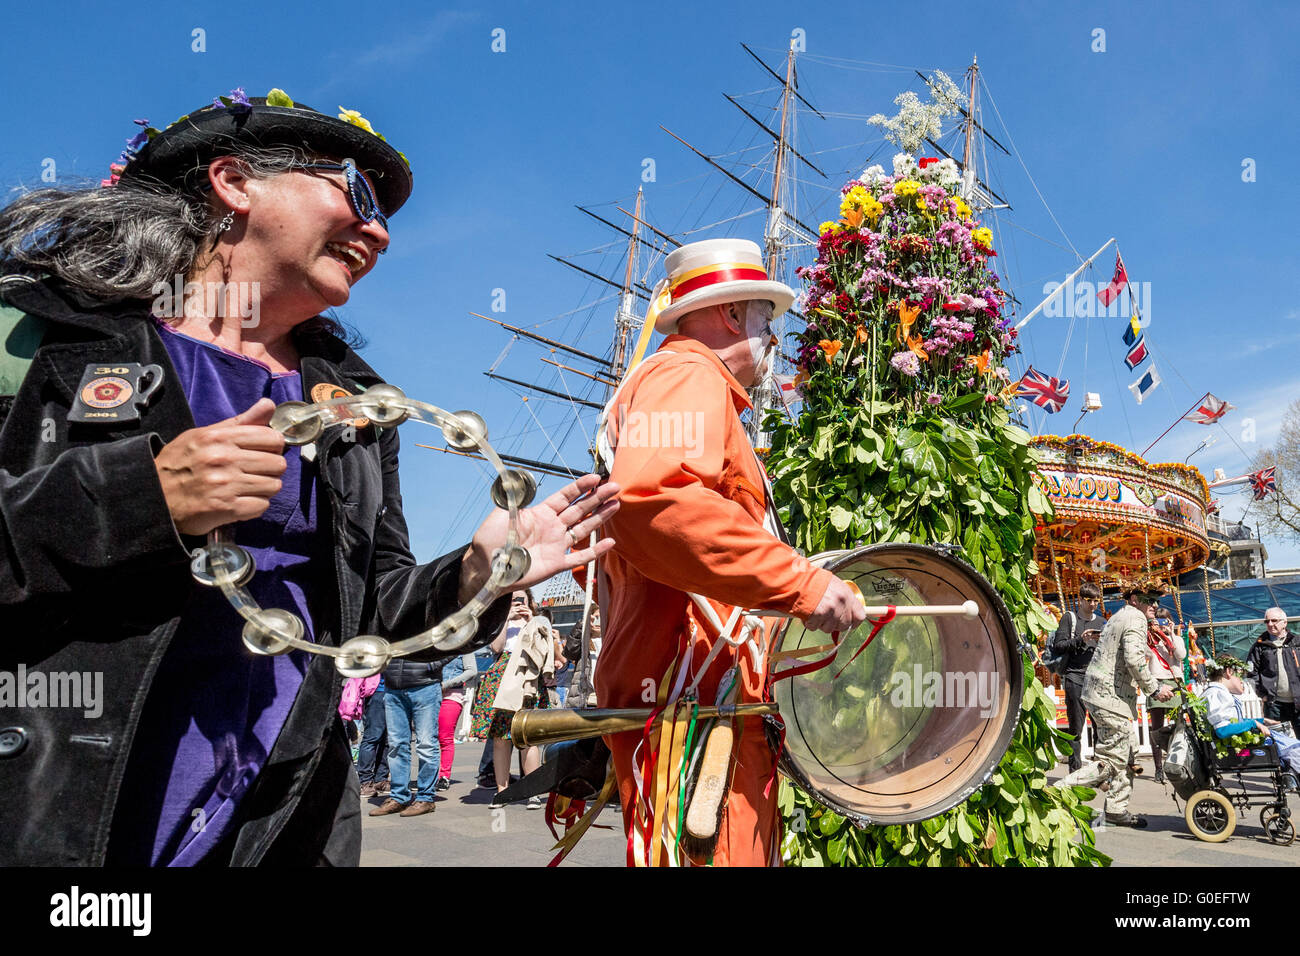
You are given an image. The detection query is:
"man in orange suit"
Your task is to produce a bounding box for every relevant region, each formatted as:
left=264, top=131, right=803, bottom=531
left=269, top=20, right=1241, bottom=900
left=594, top=238, right=866, bottom=866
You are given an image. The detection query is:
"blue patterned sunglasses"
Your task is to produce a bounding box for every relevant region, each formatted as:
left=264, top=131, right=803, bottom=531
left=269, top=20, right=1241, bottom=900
left=299, top=158, right=389, bottom=243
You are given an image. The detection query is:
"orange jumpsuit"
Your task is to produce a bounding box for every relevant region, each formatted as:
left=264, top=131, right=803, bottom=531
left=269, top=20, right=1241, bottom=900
left=594, top=336, right=836, bottom=866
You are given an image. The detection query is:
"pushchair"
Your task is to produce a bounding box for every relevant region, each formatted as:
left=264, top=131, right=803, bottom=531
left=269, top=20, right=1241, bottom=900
left=1161, top=688, right=1298, bottom=845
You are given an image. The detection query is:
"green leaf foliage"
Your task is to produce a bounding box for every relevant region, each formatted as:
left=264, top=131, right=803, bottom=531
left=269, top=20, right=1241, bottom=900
left=768, top=320, right=1108, bottom=870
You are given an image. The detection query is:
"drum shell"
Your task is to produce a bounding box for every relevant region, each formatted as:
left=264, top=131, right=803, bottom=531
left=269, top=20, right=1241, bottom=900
left=773, top=543, right=1023, bottom=826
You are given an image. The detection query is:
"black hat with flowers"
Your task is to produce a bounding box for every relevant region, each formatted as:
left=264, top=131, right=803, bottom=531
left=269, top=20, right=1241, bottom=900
left=113, top=87, right=412, bottom=217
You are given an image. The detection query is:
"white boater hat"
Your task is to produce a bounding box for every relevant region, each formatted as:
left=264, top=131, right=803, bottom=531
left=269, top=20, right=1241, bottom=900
left=650, top=238, right=796, bottom=334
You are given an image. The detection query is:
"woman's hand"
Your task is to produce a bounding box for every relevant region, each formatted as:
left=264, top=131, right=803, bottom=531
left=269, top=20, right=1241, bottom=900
left=458, top=474, right=620, bottom=603
left=154, top=398, right=287, bottom=535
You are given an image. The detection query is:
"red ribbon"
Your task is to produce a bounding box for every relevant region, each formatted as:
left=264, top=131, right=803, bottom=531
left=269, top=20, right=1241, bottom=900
left=833, top=607, right=898, bottom=680
left=671, top=265, right=768, bottom=300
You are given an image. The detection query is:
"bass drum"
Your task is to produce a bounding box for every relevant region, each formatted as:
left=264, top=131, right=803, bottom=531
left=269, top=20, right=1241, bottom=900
left=772, top=543, right=1023, bottom=826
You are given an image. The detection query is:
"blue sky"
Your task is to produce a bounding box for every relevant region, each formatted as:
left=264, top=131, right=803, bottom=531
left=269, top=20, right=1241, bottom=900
left=2, top=1, right=1297, bottom=567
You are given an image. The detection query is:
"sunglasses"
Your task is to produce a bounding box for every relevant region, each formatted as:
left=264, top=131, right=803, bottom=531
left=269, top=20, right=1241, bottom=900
left=298, top=158, right=389, bottom=248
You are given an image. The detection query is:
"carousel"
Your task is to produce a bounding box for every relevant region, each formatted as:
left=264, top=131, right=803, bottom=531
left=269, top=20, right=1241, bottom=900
left=1030, top=434, right=1213, bottom=629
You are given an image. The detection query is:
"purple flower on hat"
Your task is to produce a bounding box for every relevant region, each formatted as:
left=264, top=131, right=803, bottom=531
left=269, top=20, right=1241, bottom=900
left=213, top=87, right=252, bottom=114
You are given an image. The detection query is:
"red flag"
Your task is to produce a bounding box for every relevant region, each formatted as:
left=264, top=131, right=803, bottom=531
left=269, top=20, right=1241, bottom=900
left=1097, top=252, right=1128, bottom=306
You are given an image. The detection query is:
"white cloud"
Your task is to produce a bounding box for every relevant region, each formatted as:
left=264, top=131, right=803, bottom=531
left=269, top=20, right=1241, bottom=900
left=321, top=10, right=476, bottom=75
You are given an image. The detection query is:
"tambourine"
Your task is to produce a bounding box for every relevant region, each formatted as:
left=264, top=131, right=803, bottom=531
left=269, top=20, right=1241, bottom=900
left=188, top=384, right=537, bottom=679
left=771, top=543, right=1024, bottom=825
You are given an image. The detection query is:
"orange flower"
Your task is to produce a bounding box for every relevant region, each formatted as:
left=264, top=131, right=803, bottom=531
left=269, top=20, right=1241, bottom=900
left=841, top=207, right=865, bottom=230
left=855, top=324, right=869, bottom=344
left=818, top=339, right=843, bottom=364
left=975, top=349, right=991, bottom=374
left=794, top=369, right=810, bottom=388
left=895, top=300, right=922, bottom=345
left=906, top=333, right=929, bottom=361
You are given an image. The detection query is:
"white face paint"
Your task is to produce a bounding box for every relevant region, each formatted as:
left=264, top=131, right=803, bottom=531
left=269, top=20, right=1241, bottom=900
left=742, top=299, right=776, bottom=380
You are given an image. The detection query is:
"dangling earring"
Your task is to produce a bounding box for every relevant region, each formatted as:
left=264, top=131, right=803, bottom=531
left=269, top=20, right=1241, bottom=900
left=210, top=210, right=236, bottom=251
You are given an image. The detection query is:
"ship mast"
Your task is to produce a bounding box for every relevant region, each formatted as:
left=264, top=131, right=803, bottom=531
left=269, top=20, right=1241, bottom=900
left=960, top=55, right=979, bottom=201
left=610, top=187, right=644, bottom=388
left=751, top=37, right=813, bottom=451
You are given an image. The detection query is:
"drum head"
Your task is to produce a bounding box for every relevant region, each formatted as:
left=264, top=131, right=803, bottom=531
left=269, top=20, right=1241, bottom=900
left=773, top=543, right=1022, bottom=825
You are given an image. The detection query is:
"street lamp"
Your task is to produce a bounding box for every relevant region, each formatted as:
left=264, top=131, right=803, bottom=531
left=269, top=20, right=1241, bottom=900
left=1185, top=436, right=1217, bottom=463
left=1071, top=392, right=1103, bottom=432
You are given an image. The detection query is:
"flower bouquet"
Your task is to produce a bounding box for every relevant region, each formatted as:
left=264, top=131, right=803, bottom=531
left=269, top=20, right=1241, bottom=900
left=793, top=153, right=1018, bottom=416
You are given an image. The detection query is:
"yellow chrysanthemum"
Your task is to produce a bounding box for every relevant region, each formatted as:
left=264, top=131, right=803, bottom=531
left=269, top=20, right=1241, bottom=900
left=337, top=107, right=376, bottom=135
left=819, top=220, right=839, bottom=236
left=838, top=185, right=871, bottom=216
left=971, top=226, right=994, bottom=249
left=951, top=197, right=973, bottom=221
left=893, top=179, right=921, bottom=198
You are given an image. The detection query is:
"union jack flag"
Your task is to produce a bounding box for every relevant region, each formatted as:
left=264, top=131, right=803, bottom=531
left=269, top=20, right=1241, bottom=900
left=1015, top=366, right=1070, bottom=413
left=1251, top=467, right=1277, bottom=501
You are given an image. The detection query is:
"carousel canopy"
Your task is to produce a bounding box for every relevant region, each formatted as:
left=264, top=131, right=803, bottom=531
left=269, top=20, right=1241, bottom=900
left=1030, top=434, right=1210, bottom=596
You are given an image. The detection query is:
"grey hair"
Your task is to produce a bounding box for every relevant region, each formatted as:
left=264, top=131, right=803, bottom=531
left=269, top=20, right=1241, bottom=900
left=0, top=145, right=316, bottom=301
left=0, top=144, right=365, bottom=345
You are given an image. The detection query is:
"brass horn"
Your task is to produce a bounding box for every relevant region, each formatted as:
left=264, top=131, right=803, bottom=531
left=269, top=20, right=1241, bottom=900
left=510, top=702, right=778, bottom=749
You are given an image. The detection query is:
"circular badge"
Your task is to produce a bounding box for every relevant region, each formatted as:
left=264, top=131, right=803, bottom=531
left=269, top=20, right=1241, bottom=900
left=81, top=376, right=134, bottom=409
left=310, top=382, right=370, bottom=428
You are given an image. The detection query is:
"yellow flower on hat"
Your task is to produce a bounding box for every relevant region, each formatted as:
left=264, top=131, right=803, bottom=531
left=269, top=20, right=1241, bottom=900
left=893, top=179, right=921, bottom=198
left=819, top=220, right=839, bottom=236
left=971, top=226, right=994, bottom=249
left=337, top=107, right=376, bottom=135
left=951, top=196, right=973, bottom=221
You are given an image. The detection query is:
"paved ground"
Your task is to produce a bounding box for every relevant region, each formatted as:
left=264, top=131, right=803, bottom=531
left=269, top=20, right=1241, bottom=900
left=1055, top=753, right=1300, bottom=866
left=360, top=745, right=1299, bottom=867
left=360, top=740, right=625, bottom=867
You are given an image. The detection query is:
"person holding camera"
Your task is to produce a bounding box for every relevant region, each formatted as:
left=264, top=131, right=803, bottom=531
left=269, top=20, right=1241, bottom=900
left=1050, top=582, right=1105, bottom=773
left=1144, top=602, right=1187, bottom=783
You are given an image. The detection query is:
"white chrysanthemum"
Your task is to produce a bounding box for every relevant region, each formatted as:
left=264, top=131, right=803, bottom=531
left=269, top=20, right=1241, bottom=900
left=935, top=158, right=960, bottom=187
left=892, top=152, right=916, bottom=178
left=859, top=164, right=887, bottom=183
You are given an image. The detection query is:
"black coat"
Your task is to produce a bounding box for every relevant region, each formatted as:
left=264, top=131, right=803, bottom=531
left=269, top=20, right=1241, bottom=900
left=1246, top=631, right=1300, bottom=702
left=1050, top=609, right=1103, bottom=677
left=0, top=277, right=506, bottom=864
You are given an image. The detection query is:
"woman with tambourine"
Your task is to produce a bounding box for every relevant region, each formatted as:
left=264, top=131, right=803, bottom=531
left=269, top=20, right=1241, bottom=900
left=0, top=89, right=618, bottom=866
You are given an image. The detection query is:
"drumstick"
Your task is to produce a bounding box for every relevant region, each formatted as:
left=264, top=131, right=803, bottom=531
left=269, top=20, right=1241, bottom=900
left=751, top=600, right=980, bottom=620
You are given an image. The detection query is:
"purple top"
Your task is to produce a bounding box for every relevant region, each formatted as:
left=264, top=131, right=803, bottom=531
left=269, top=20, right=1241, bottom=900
left=110, top=322, right=327, bottom=866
